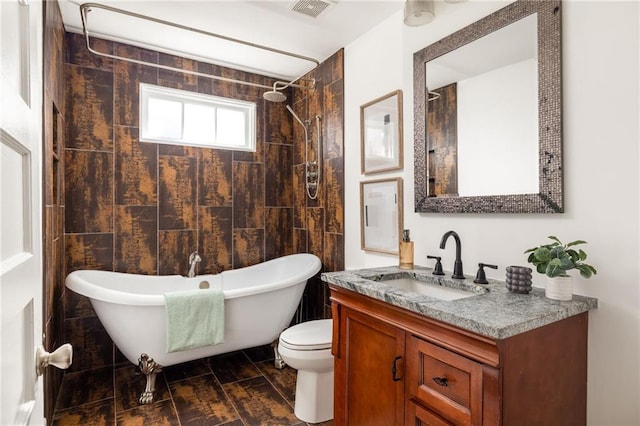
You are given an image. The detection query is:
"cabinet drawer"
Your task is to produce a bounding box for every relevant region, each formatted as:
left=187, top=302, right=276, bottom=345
left=406, top=401, right=455, bottom=426
left=407, top=336, right=483, bottom=425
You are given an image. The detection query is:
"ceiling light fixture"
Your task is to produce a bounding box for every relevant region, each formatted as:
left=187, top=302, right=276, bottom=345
left=404, top=0, right=435, bottom=27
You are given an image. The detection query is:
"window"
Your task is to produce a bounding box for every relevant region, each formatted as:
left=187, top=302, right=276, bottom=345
left=140, top=83, right=256, bottom=151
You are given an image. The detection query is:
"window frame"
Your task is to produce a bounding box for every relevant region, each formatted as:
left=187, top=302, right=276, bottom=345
left=139, top=83, right=256, bottom=151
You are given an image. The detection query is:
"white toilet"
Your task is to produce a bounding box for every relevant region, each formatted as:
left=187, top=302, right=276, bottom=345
left=278, top=319, right=334, bottom=423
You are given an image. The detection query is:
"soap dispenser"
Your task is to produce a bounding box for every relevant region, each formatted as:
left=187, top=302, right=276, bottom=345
left=399, top=229, right=414, bottom=269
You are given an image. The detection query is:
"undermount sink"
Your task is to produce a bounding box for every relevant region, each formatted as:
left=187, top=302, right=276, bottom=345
left=347, top=269, right=491, bottom=301
left=383, top=278, right=479, bottom=300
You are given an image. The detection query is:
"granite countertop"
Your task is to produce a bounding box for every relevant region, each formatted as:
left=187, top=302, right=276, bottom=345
left=321, top=265, right=598, bottom=340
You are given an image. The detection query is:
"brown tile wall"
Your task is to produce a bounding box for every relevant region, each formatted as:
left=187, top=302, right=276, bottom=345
left=63, top=33, right=344, bottom=374
left=43, top=0, right=66, bottom=420
left=291, top=50, right=345, bottom=321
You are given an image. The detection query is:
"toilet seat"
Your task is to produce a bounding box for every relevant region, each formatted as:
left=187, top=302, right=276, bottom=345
left=279, top=319, right=332, bottom=351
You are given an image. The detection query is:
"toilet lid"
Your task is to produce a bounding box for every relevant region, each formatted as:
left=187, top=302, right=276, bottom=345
left=279, top=319, right=333, bottom=350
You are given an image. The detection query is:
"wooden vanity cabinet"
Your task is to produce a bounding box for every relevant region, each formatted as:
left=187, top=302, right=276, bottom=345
left=330, top=285, right=589, bottom=426
left=332, top=306, right=405, bottom=425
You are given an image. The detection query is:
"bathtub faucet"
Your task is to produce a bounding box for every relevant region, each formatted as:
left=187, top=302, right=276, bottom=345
left=188, top=251, right=201, bottom=278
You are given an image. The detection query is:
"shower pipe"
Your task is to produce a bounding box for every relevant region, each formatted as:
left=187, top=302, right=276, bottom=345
left=311, top=114, right=322, bottom=200
left=79, top=2, right=319, bottom=92
left=286, top=105, right=322, bottom=200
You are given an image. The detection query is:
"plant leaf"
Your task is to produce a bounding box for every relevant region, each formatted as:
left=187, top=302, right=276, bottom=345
left=560, top=257, right=574, bottom=270
left=534, top=247, right=552, bottom=262
left=576, top=264, right=593, bottom=279
left=578, top=249, right=587, bottom=261
left=548, top=236, right=562, bottom=245
left=566, top=249, right=579, bottom=263
left=546, top=262, right=563, bottom=277
left=551, top=246, right=567, bottom=259
left=548, top=258, right=563, bottom=267
left=567, top=240, right=587, bottom=247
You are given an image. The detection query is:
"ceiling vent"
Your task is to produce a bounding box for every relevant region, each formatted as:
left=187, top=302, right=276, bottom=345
left=291, top=0, right=333, bottom=18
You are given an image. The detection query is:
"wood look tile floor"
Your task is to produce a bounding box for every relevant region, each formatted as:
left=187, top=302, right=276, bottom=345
left=52, top=345, right=333, bottom=426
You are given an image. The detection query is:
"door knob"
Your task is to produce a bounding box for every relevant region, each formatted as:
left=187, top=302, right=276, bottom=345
left=36, top=343, right=73, bottom=376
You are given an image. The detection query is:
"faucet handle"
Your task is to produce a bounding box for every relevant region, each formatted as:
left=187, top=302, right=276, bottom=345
left=189, top=251, right=201, bottom=263
left=427, top=255, right=445, bottom=276
left=473, top=263, right=498, bottom=284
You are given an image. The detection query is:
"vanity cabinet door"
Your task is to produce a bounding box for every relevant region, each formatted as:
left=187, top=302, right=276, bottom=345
left=335, top=306, right=405, bottom=426
left=407, top=335, right=483, bottom=426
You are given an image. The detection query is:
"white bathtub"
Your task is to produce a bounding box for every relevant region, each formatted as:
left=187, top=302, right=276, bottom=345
left=65, top=253, right=322, bottom=369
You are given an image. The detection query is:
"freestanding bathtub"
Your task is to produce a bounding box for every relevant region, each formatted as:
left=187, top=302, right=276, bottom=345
left=65, top=253, right=321, bottom=403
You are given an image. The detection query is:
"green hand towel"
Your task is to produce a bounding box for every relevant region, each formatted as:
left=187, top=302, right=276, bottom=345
left=164, top=287, right=224, bottom=353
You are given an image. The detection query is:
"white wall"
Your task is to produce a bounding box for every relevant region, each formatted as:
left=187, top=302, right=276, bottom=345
left=344, top=1, right=640, bottom=424
left=457, top=58, right=538, bottom=196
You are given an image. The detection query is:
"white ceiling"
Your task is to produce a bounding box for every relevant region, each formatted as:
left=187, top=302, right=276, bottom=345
left=59, top=0, right=405, bottom=80
left=427, top=12, right=537, bottom=90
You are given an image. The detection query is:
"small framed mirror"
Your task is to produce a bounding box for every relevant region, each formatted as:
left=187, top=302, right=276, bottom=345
left=361, top=90, right=403, bottom=174
left=360, top=178, right=403, bottom=254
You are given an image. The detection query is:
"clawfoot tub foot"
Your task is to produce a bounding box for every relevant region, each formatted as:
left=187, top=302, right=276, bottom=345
left=138, top=353, right=163, bottom=404
left=272, top=339, right=285, bottom=369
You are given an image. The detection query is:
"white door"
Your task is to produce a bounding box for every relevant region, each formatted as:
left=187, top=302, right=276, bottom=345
left=1, top=0, right=45, bottom=424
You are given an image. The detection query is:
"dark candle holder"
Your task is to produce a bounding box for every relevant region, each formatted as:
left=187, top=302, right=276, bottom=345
left=505, top=266, right=533, bottom=294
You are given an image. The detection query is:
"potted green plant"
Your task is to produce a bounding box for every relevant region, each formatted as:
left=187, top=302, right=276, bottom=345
left=524, top=236, right=597, bottom=300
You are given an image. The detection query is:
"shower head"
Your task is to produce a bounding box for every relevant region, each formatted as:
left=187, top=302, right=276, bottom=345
left=263, top=89, right=287, bottom=103
left=263, top=82, right=287, bottom=102
left=286, top=105, right=306, bottom=127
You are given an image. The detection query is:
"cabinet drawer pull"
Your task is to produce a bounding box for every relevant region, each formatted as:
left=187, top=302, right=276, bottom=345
left=432, top=376, right=448, bottom=387
left=392, top=356, right=402, bottom=381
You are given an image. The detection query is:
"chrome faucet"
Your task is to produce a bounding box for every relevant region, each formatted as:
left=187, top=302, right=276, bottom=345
left=188, top=251, right=201, bottom=278
left=439, top=231, right=464, bottom=279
